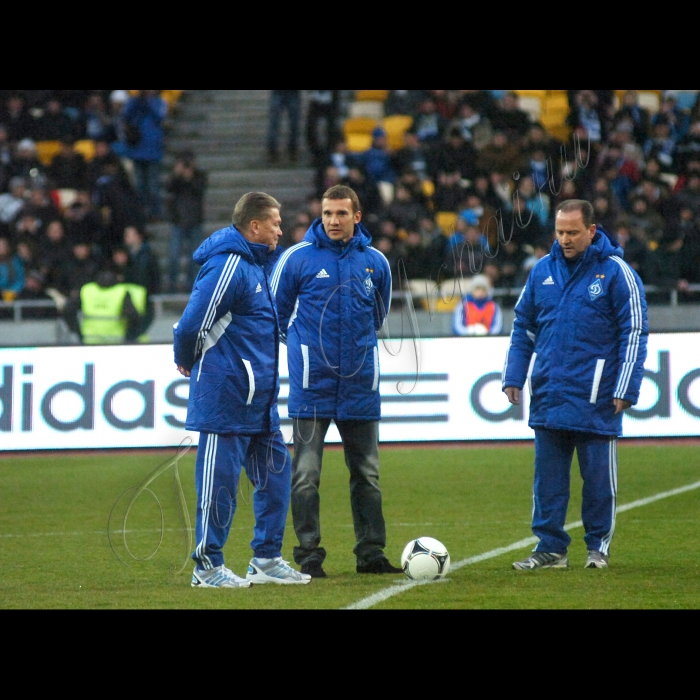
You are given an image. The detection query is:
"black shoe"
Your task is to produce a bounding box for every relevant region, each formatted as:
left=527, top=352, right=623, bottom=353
left=300, top=562, right=327, bottom=578
left=356, top=557, right=403, bottom=574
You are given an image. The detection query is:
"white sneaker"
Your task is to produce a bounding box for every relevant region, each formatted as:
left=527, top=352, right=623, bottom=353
left=246, top=557, right=311, bottom=585
left=191, top=564, right=251, bottom=588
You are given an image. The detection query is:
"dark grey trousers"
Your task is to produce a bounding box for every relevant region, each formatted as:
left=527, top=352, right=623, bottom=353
left=291, top=418, right=387, bottom=567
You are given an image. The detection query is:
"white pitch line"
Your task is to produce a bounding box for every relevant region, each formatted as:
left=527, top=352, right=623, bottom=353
left=343, top=479, right=700, bottom=610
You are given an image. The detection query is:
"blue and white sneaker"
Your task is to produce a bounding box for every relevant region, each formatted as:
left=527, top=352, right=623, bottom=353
left=246, top=557, right=312, bottom=585
left=191, top=564, right=251, bottom=588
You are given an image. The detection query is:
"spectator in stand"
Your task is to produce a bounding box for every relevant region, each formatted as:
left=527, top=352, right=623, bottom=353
left=675, top=205, right=700, bottom=299
left=652, top=94, right=690, bottom=142
left=613, top=217, right=647, bottom=278
left=490, top=91, right=532, bottom=142
left=612, top=90, right=651, bottom=147
left=671, top=171, right=700, bottom=219
left=477, top=129, right=526, bottom=179
left=627, top=194, right=665, bottom=249
left=124, top=225, right=160, bottom=339
left=432, top=170, right=468, bottom=213
left=33, top=95, right=79, bottom=142
left=9, top=139, right=46, bottom=184
left=0, top=176, right=28, bottom=236
left=305, top=90, right=341, bottom=168
left=384, top=90, right=425, bottom=117
left=450, top=98, right=494, bottom=151
left=11, top=208, right=45, bottom=245
left=266, top=90, right=301, bottom=162
left=85, top=137, right=127, bottom=191
left=0, top=93, right=34, bottom=144
left=672, top=120, right=700, bottom=175
left=427, top=90, right=460, bottom=121
left=566, top=90, right=609, bottom=153
left=452, top=273, right=503, bottom=336
left=110, top=245, right=130, bottom=282
left=392, top=127, right=432, bottom=184
left=92, top=159, right=147, bottom=255
left=495, top=236, right=528, bottom=289
left=0, top=124, right=13, bottom=194
left=46, top=136, right=89, bottom=191
left=513, top=174, right=551, bottom=229
left=430, top=125, right=479, bottom=182
left=592, top=192, right=620, bottom=233
left=15, top=269, right=57, bottom=319
left=0, top=235, right=25, bottom=301
left=356, top=126, right=397, bottom=190
left=80, top=91, right=116, bottom=143
left=121, top=90, right=168, bottom=221
left=381, top=183, right=432, bottom=234
left=62, top=240, right=103, bottom=302
left=39, top=219, right=72, bottom=294
left=413, top=95, right=448, bottom=147
left=63, top=190, right=104, bottom=250
left=521, top=122, right=564, bottom=164
left=643, top=116, right=677, bottom=172
left=396, top=229, right=431, bottom=281
left=164, top=149, right=208, bottom=292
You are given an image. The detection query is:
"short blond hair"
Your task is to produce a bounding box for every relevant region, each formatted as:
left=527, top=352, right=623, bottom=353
left=232, top=192, right=281, bottom=232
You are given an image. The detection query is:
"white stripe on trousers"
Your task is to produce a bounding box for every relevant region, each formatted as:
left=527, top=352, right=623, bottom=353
left=600, top=438, right=617, bottom=555
left=195, top=433, right=218, bottom=569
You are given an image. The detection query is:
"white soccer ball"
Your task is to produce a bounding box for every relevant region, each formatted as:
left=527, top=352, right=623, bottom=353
left=401, top=536, right=451, bottom=581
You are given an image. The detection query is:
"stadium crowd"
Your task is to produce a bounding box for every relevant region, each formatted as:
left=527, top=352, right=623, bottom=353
left=3, top=89, right=700, bottom=331
left=301, top=89, right=700, bottom=305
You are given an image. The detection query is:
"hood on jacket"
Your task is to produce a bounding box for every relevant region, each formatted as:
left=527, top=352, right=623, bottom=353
left=304, top=218, right=373, bottom=250
left=551, top=226, right=624, bottom=263
left=193, top=225, right=271, bottom=267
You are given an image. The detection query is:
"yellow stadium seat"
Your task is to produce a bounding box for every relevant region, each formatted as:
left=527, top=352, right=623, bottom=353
left=422, top=179, right=435, bottom=200
left=345, top=133, right=372, bottom=153
left=435, top=211, right=458, bottom=235
left=35, top=140, right=62, bottom=166
left=544, top=93, right=570, bottom=112
left=382, top=115, right=413, bottom=150
left=355, top=90, right=389, bottom=102
left=342, top=117, right=380, bottom=137
left=73, top=139, right=96, bottom=161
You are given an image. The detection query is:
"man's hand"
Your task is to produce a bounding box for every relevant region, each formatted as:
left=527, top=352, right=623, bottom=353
left=504, top=386, right=520, bottom=405
left=613, top=398, right=631, bottom=414
left=176, top=364, right=191, bottom=377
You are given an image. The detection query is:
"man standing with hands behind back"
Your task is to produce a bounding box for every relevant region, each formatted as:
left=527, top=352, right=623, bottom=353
left=270, top=184, right=403, bottom=578
left=502, top=199, right=648, bottom=571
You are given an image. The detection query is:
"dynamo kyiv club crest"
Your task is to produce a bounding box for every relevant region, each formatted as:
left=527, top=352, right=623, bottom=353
left=364, top=274, right=374, bottom=295
left=588, top=279, right=603, bottom=301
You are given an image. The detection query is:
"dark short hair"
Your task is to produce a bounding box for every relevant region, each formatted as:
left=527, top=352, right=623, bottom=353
left=321, top=184, right=361, bottom=213
left=555, top=199, right=594, bottom=227
left=232, top=192, right=281, bottom=231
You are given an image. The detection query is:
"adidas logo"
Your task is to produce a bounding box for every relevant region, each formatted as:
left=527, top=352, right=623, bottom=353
left=255, top=283, right=262, bottom=293
left=316, top=269, right=330, bottom=278
left=543, top=276, right=554, bottom=285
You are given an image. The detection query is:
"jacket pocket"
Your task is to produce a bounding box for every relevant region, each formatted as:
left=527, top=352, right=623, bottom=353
left=527, top=352, right=537, bottom=396
left=301, top=344, right=310, bottom=389
left=242, top=359, right=255, bottom=405
left=589, top=359, right=605, bottom=404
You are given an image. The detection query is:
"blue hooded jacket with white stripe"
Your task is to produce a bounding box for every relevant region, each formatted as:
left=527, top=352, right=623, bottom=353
left=173, top=225, right=281, bottom=435
left=502, top=228, right=648, bottom=436
left=269, top=218, right=392, bottom=421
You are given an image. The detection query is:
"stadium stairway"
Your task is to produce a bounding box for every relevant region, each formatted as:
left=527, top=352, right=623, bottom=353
left=147, top=90, right=317, bottom=285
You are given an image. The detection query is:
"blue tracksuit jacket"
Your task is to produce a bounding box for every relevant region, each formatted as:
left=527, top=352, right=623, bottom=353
left=502, top=229, right=648, bottom=436
left=173, top=226, right=281, bottom=434
left=269, top=219, right=392, bottom=421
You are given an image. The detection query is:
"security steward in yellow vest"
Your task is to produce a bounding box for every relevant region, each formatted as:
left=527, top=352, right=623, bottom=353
left=64, top=269, right=147, bottom=344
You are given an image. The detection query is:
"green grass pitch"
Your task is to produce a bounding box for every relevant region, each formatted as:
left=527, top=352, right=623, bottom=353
left=1, top=441, right=699, bottom=610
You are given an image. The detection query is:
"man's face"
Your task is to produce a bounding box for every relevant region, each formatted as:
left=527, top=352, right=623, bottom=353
left=555, top=209, right=596, bottom=259
left=322, top=198, right=361, bottom=243
left=252, top=208, right=282, bottom=250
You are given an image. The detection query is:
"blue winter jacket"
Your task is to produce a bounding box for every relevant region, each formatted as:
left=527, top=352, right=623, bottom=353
left=502, top=229, right=648, bottom=436
left=270, top=219, right=392, bottom=421
left=173, top=226, right=281, bottom=435
left=122, top=94, right=168, bottom=162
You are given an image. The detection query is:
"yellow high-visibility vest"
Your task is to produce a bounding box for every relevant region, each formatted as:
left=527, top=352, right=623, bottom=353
left=79, top=282, right=146, bottom=344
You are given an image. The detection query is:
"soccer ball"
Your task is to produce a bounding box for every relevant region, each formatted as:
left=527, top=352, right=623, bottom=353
left=401, top=537, right=450, bottom=581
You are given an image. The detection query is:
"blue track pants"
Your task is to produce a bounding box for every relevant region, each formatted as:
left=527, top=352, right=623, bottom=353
left=533, top=428, right=618, bottom=555
left=192, top=430, right=292, bottom=570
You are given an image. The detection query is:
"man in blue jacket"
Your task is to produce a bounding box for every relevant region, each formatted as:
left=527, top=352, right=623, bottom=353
left=174, top=192, right=310, bottom=588
left=270, top=184, right=402, bottom=578
left=502, top=199, right=648, bottom=570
